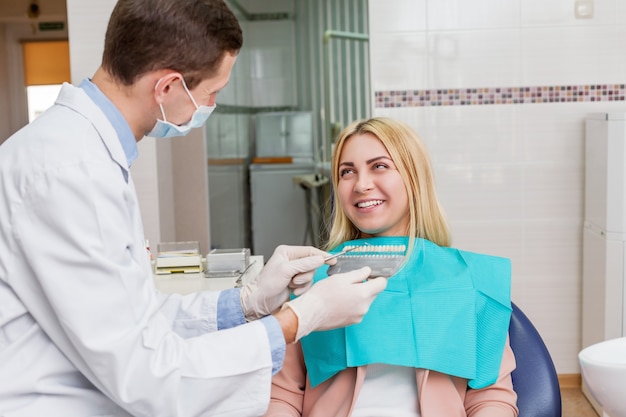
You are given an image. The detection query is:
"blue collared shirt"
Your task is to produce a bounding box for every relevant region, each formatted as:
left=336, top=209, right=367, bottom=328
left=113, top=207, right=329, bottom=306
left=79, top=78, right=138, bottom=169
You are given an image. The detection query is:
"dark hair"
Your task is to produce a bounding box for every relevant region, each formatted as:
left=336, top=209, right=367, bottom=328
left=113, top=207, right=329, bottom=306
left=101, top=0, right=242, bottom=88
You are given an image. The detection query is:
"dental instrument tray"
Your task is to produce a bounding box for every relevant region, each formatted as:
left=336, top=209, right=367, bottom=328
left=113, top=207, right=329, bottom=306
left=326, top=243, right=406, bottom=278
left=155, top=241, right=203, bottom=274
left=205, top=248, right=251, bottom=277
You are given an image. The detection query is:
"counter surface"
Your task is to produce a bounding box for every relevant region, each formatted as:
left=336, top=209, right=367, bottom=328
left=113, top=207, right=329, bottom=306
left=154, top=255, right=264, bottom=294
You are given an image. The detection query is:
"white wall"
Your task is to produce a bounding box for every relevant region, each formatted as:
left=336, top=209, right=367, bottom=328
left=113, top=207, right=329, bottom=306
left=368, top=0, right=626, bottom=374
left=220, top=19, right=296, bottom=108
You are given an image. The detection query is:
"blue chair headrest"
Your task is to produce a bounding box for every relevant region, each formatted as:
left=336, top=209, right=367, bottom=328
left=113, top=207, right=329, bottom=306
left=509, top=302, right=562, bottom=417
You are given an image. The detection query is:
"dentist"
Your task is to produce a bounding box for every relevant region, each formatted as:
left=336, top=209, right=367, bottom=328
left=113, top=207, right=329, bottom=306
left=0, top=1, right=387, bottom=416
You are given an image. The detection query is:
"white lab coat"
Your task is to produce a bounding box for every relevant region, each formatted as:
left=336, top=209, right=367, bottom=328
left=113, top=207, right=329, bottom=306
left=0, top=84, right=274, bottom=416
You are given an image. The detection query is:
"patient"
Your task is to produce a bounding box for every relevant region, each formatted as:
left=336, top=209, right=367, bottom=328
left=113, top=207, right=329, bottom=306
left=264, top=117, right=519, bottom=417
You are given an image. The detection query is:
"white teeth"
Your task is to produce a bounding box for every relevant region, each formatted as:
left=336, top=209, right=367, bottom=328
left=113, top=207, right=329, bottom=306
left=357, top=200, right=383, bottom=208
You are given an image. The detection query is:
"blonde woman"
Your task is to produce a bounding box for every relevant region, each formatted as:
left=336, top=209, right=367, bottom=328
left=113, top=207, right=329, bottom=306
left=265, top=117, right=518, bottom=417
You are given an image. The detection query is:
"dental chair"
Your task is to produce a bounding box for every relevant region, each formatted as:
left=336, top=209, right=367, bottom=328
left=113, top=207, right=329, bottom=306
left=508, top=302, right=562, bottom=417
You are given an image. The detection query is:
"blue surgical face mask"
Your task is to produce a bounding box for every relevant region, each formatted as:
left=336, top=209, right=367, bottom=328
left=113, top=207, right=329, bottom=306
left=147, top=77, right=216, bottom=138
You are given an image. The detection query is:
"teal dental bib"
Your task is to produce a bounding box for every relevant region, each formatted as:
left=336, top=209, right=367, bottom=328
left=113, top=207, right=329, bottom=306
left=300, top=237, right=512, bottom=389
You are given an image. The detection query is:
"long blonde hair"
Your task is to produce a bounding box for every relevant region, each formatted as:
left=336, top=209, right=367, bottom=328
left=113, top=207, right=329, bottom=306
left=326, top=117, right=451, bottom=250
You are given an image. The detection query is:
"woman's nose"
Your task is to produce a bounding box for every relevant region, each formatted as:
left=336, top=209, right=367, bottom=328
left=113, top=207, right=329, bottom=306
left=354, top=174, right=374, bottom=193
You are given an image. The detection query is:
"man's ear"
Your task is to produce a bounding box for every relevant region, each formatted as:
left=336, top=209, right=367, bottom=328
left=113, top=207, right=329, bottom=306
left=153, top=72, right=182, bottom=104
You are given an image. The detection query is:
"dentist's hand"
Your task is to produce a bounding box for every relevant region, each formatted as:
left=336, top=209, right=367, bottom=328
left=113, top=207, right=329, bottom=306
left=240, top=245, right=328, bottom=320
left=283, top=267, right=387, bottom=342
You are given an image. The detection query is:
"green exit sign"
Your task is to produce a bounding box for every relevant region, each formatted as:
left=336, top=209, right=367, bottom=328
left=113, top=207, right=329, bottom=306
left=38, top=22, right=65, bottom=31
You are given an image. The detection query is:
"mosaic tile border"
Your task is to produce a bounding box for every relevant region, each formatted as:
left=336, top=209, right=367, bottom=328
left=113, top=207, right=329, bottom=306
left=375, top=84, right=626, bottom=108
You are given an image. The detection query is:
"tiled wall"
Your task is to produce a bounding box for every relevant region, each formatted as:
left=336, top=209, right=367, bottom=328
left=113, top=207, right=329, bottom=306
left=376, top=84, right=626, bottom=107
left=368, top=0, right=626, bottom=374
left=219, top=18, right=297, bottom=108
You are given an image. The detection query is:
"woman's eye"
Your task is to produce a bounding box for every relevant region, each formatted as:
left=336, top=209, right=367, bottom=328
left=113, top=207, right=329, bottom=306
left=339, top=168, right=355, bottom=177
left=374, top=163, right=388, bottom=169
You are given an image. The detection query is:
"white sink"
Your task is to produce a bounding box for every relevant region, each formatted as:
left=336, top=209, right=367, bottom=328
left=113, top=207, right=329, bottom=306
left=579, top=337, right=626, bottom=417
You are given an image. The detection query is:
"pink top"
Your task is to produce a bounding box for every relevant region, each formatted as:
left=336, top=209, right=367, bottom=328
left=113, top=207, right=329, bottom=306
left=264, top=338, right=519, bottom=417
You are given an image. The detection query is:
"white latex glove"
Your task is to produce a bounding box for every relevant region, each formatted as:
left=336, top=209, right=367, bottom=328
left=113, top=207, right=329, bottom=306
left=283, top=267, right=387, bottom=342
left=240, top=245, right=329, bottom=320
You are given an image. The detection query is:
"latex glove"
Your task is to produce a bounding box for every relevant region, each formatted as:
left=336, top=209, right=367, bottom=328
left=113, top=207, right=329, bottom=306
left=283, top=267, right=387, bottom=342
left=240, top=245, right=328, bottom=320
